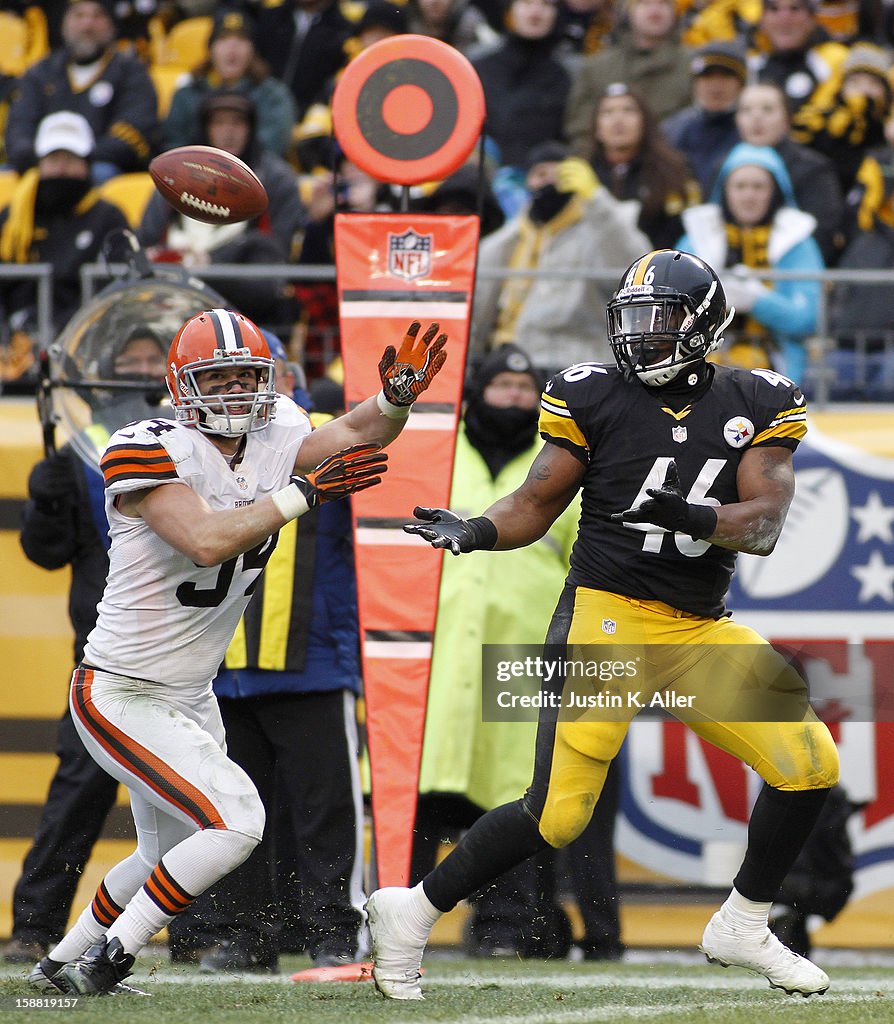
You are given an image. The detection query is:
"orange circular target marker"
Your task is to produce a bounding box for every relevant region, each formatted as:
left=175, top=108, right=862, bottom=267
left=332, top=35, right=485, bottom=185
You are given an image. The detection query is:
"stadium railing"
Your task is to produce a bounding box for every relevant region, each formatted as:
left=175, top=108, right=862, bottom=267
left=0, top=261, right=878, bottom=410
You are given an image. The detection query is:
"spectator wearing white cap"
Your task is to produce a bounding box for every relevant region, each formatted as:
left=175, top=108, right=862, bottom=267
left=4, top=0, right=159, bottom=182
left=0, top=110, right=128, bottom=390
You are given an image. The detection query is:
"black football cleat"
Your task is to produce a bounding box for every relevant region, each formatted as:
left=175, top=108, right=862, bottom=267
left=54, top=937, right=146, bottom=996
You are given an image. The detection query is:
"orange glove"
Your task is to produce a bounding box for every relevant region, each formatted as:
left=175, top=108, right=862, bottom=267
left=378, top=321, right=448, bottom=407
left=292, top=442, right=387, bottom=508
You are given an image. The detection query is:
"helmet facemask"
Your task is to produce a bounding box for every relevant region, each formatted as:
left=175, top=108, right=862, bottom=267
left=607, top=283, right=734, bottom=387
left=170, top=349, right=277, bottom=436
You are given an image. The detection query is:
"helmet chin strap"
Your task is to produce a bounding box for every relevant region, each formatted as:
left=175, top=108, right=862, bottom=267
left=635, top=328, right=718, bottom=387
left=201, top=409, right=255, bottom=436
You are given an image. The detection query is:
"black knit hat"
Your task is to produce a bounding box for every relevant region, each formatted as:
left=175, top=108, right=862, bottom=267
left=523, top=141, right=569, bottom=173
left=200, top=89, right=255, bottom=125
left=356, top=1, right=408, bottom=35
left=691, top=40, right=747, bottom=83
left=464, top=344, right=542, bottom=402
left=210, top=8, right=257, bottom=45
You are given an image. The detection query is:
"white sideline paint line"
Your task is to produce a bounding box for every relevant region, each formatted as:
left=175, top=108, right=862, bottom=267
left=432, top=993, right=888, bottom=1024
left=428, top=974, right=894, bottom=993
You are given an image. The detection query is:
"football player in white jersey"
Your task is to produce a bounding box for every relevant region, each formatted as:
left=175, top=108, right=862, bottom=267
left=28, top=308, right=447, bottom=996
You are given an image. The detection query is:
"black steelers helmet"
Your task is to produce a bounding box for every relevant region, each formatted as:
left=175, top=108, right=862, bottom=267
left=606, top=249, right=734, bottom=386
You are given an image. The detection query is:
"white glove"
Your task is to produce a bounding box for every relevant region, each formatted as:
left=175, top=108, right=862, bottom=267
left=721, top=265, right=768, bottom=314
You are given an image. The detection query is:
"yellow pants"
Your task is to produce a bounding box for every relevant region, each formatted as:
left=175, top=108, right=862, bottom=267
left=534, top=588, right=840, bottom=848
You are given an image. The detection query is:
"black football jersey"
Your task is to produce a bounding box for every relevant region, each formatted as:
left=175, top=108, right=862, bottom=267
left=539, top=362, right=807, bottom=618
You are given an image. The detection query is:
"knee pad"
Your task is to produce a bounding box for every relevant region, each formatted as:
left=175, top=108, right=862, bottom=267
left=198, top=754, right=266, bottom=840
left=225, top=788, right=266, bottom=845
left=203, top=825, right=261, bottom=875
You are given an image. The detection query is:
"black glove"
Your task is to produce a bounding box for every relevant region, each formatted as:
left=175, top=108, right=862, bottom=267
left=292, top=442, right=388, bottom=508
left=27, top=452, right=77, bottom=513
left=403, top=507, right=498, bottom=555
left=610, top=460, right=717, bottom=540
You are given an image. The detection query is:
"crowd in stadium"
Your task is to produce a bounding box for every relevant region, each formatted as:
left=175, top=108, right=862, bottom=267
left=0, top=0, right=892, bottom=397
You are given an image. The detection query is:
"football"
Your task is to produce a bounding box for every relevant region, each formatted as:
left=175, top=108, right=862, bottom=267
left=148, top=145, right=268, bottom=225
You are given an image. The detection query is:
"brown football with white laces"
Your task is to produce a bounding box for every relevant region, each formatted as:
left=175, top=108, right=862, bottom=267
left=148, top=145, right=268, bottom=225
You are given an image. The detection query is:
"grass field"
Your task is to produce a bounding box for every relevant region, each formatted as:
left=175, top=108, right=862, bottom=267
left=1, top=953, right=892, bottom=1024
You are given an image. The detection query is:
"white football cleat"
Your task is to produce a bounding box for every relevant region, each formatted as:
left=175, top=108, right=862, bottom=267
left=366, top=888, right=427, bottom=1000
left=699, top=910, right=829, bottom=996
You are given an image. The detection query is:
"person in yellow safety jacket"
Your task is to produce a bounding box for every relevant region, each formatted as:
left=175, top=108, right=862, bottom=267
left=412, top=344, right=625, bottom=961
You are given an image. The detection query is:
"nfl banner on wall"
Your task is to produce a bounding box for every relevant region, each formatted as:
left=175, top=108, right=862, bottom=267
left=619, top=429, right=894, bottom=911
left=335, top=213, right=479, bottom=886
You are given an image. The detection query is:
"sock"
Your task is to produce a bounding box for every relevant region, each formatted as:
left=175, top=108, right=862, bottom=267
left=719, top=887, right=773, bottom=931
left=107, top=860, right=196, bottom=957
left=46, top=856, right=151, bottom=964
left=734, top=785, right=831, bottom=903
left=106, top=888, right=176, bottom=957
left=422, top=799, right=549, bottom=912
left=107, top=830, right=257, bottom=956
left=47, top=903, right=107, bottom=964
left=407, top=883, right=442, bottom=933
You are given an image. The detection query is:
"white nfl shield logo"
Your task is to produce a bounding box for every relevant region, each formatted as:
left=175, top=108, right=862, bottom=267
left=602, top=618, right=617, bottom=635
left=672, top=425, right=688, bottom=444
left=388, top=228, right=433, bottom=281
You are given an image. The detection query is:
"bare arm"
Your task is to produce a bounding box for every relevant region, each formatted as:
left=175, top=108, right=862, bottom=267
left=405, top=442, right=585, bottom=554
left=483, top=443, right=586, bottom=549
left=121, top=483, right=291, bottom=567
left=293, top=395, right=404, bottom=470
left=709, top=445, right=795, bottom=556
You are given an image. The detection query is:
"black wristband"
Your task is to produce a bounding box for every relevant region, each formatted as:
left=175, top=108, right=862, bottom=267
left=467, top=515, right=498, bottom=550
left=686, top=504, right=718, bottom=541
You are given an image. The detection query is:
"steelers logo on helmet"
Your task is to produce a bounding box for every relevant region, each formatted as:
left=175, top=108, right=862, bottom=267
left=332, top=35, right=485, bottom=185
left=606, top=250, right=735, bottom=387
left=165, top=309, right=277, bottom=437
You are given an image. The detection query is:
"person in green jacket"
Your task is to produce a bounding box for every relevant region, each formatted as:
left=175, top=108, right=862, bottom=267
left=412, top=344, right=623, bottom=959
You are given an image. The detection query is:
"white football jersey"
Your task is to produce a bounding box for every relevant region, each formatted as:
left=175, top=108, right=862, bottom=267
left=83, top=396, right=311, bottom=688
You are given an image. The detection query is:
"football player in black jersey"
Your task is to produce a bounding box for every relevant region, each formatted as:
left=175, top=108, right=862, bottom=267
left=365, top=249, right=839, bottom=1000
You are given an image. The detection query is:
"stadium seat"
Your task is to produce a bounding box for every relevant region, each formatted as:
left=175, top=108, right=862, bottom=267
left=146, top=13, right=168, bottom=66
left=156, top=16, right=212, bottom=71
left=151, top=65, right=188, bottom=119
left=96, top=172, right=156, bottom=229
left=0, top=13, right=29, bottom=76
left=0, top=8, right=48, bottom=76
left=0, top=169, right=19, bottom=211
